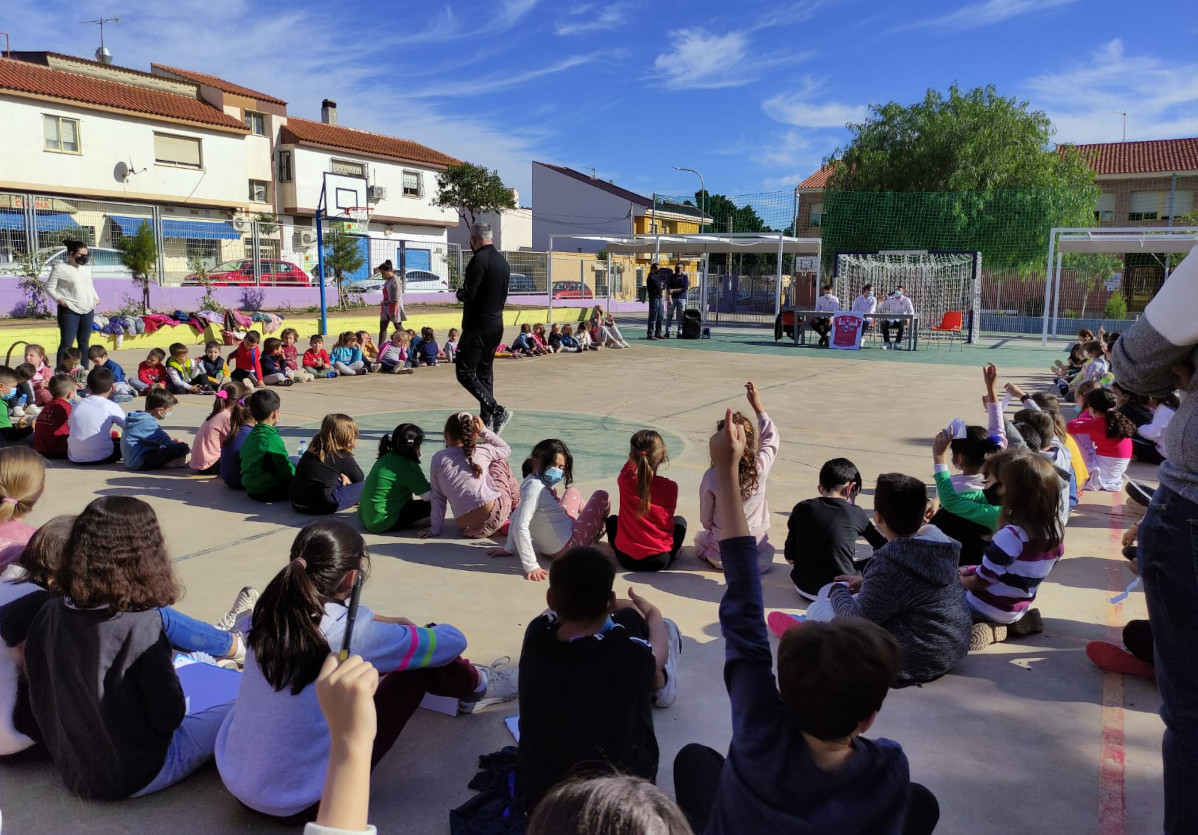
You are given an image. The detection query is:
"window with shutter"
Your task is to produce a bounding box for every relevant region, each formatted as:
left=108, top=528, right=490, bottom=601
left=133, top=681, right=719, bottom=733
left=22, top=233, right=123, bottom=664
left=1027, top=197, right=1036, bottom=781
left=1164, top=190, right=1193, bottom=218
left=1094, top=193, right=1115, bottom=222
left=278, top=150, right=293, bottom=183
left=402, top=170, right=422, bottom=197
left=244, top=111, right=267, bottom=136
left=154, top=133, right=203, bottom=169
left=43, top=115, right=81, bottom=153
left=1128, top=191, right=1161, bottom=221
left=249, top=180, right=269, bottom=203
left=809, top=203, right=824, bottom=228
left=331, top=159, right=365, bottom=177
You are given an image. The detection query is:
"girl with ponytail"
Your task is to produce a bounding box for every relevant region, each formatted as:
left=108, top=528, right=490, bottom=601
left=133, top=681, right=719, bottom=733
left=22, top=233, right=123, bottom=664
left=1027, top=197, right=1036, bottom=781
left=1068, top=387, right=1135, bottom=491
left=191, top=380, right=250, bottom=475
left=0, top=446, right=45, bottom=570
left=216, top=520, right=514, bottom=819
left=421, top=412, right=520, bottom=540
left=605, top=429, right=686, bottom=572
left=358, top=422, right=433, bottom=533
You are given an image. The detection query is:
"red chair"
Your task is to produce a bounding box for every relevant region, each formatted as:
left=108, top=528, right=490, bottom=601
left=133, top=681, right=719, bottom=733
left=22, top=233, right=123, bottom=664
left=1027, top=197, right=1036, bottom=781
left=928, top=311, right=964, bottom=349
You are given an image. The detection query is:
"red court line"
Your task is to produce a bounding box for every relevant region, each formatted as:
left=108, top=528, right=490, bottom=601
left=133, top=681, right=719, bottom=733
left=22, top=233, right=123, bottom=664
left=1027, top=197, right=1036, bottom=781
left=1098, top=493, right=1128, bottom=835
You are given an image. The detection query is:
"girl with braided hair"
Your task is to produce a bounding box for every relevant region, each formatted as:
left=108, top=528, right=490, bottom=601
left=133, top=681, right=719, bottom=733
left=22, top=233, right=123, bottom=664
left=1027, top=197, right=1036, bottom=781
left=420, top=412, right=520, bottom=540
left=694, top=382, right=780, bottom=573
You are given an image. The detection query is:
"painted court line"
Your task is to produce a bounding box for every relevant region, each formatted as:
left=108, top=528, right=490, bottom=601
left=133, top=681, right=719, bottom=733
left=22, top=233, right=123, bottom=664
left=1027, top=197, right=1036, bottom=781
left=1098, top=492, right=1128, bottom=835
left=172, top=526, right=290, bottom=563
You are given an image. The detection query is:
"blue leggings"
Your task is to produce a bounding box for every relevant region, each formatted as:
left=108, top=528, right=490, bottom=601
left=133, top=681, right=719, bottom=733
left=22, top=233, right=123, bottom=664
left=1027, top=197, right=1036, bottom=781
left=159, top=607, right=233, bottom=657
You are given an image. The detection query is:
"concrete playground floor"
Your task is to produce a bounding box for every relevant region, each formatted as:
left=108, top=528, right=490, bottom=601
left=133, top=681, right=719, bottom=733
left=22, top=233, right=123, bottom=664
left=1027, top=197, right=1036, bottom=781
left=0, top=321, right=1163, bottom=834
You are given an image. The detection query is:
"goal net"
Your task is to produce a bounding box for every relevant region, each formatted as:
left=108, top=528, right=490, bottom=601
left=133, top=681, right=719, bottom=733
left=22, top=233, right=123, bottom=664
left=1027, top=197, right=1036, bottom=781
left=833, top=251, right=980, bottom=341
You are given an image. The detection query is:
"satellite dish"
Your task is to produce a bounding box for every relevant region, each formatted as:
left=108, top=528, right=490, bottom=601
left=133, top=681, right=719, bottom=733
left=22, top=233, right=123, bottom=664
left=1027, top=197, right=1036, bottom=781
left=114, top=161, right=129, bottom=183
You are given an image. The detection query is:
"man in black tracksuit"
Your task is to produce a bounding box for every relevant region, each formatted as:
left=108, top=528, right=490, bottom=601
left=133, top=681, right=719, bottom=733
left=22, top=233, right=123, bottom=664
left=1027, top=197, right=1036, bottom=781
left=456, top=223, right=511, bottom=432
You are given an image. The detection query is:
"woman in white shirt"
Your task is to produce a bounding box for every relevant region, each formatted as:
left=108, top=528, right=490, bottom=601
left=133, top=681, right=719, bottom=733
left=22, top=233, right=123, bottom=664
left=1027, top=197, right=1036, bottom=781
left=44, top=239, right=101, bottom=365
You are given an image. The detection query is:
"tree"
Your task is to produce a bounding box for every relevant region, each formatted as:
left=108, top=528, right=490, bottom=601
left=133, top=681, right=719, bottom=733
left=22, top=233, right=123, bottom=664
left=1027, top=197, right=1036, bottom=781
left=690, top=191, right=776, bottom=274
left=434, top=162, right=516, bottom=229
left=117, top=220, right=158, bottom=313
left=322, top=223, right=365, bottom=311
left=15, top=248, right=52, bottom=318
left=821, top=83, right=1098, bottom=270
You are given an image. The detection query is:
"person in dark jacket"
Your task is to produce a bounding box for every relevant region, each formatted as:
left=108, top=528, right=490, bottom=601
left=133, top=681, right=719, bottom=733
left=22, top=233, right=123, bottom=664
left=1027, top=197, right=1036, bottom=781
left=829, top=472, right=971, bottom=686
left=646, top=263, right=665, bottom=340
left=455, top=223, right=512, bottom=434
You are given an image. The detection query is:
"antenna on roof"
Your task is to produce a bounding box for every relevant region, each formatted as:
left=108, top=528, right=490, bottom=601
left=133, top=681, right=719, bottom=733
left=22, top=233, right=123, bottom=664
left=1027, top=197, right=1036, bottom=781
left=83, top=16, right=119, bottom=64
left=1114, top=110, right=1126, bottom=142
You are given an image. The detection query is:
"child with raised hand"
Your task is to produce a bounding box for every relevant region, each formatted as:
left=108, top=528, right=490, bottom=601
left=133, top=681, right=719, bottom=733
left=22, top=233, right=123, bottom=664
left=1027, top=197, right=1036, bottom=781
left=166, top=342, right=213, bottom=395
left=56, top=347, right=87, bottom=393
left=24, top=497, right=237, bottom=799
left=261, top=337, right=297, bottom=386
left=605, top=430, right=686, bottom=572
left=303, top=334, right=336, bottom=378
left=421, top=412, right=520, bottom=540
left=961, top=449, right=1065, bottom=649
left=23, top=344, right=53, bottom=407
left=241, top=388, right=295, bottom=502
left=199, top=340, right=230, bottom=388
left=33, top=374, right=75, bottom=459
left=672, top=412, right=937, bottom=835
left=694, top=381, right=779, bottom=572
left=331, top=332, right=367, bottom=376
left=220, top=392, right=256, bottom=490
left=66, top=366, right=125, bottom=465
left=136, top=347, right=169, bottom=394
left=215, top=520, right=516, bottom=820
left=279, top=329, right=314, bottom=383
left=358, top=423, right=432, bottom=533
left=0, top=447, right=45, bottom=570
left=230, top=330, right=264, bottom=387
left=292, top=414, right=365, bottom=515
left=88, top=345, right=135, bottom=401
left=191, top=381, right=251, bottom=475
left=516, top=547, right=682, bottom=814
left=786, top=458, right=886, bottom=599
left=121, top=389, right=190, bottom=470
left=488, top=439, right=611, bottom=581
left=1068, top=387, right=1135, bottom=491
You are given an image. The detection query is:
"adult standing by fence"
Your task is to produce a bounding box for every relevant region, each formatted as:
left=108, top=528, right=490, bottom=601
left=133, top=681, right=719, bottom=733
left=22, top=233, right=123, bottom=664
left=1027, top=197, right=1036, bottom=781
left=1112, top=251, right=1198, bottom=835
left=44, top=239, right=100, bottom=366
left=663, top=266, right=689, bottom=338
left=377, top=260, right=405, bottom=347
left=646, top=263, right=664, bottom=340
left=455, top=223, right=513, bottom=434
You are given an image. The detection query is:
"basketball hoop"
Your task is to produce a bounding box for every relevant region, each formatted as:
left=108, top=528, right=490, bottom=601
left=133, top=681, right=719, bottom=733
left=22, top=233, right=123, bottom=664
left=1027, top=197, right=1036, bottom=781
left=342, top=206, right=373, bottom=235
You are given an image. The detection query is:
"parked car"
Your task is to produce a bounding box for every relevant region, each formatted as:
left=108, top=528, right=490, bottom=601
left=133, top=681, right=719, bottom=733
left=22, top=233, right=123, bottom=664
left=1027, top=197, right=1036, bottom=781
left=508, top=273, right=536, bottom=294
left=183, top=259, right=313, bottom=287
left=552, top=280, right=594, bottom=300
left=346, top=269, right=449, bottom=295
left=0, top=245, right=132, bottom=279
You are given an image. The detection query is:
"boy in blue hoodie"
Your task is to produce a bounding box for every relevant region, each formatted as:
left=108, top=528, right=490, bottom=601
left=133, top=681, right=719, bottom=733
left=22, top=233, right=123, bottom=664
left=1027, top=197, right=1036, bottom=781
left=120, top=389, right=190, bottom=470
left=673, top=413, right=939, bottom=835
left=87, top=345, right=135, bottom=402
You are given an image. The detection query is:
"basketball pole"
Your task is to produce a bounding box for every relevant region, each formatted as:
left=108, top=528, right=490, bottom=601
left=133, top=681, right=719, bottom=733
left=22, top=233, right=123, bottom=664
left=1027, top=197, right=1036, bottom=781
left=316, top=183, right=329, bottom=335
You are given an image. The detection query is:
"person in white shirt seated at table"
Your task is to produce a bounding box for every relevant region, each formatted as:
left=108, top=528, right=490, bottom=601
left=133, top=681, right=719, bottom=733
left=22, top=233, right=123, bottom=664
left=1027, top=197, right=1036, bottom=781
left=852, top=283, right=877, bottom=338
left=809, top=284, right=840, bottom=347
left=878, top=285, right=915, bottom=350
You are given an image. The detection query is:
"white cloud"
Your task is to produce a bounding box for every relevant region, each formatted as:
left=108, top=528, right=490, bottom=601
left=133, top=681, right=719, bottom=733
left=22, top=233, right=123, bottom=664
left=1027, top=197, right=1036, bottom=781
left=406, top=52, right=616, bottom=98
left=762, top=78, right=867, bottom=129
left=899, top=0, right=1078, bottom=33
left=652, top=29, right=755, bottom=89
left=556, top=4, right=630, bottom=36
left=1023, top=39, right=1198, bottom=144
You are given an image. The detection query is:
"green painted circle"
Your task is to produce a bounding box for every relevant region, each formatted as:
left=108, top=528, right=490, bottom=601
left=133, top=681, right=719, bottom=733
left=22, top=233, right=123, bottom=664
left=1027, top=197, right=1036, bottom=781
left=288, top=409, right=685, bottom=482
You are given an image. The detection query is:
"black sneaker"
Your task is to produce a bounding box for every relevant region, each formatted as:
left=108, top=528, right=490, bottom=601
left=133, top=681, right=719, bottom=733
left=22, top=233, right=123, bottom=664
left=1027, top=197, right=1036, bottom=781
left=493, top=408, right=515, bottom=436
left=1125, top=481, right=1154, bottom=508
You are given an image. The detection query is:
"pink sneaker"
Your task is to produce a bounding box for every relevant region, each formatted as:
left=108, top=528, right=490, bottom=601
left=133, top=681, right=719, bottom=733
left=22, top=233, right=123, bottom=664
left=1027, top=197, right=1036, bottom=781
left=767, top=611, right=805, bottom=639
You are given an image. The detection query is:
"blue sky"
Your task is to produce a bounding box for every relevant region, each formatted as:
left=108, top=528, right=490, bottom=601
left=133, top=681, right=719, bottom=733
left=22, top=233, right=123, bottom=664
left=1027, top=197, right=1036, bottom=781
left=7, top=0, right=1198, bottom=202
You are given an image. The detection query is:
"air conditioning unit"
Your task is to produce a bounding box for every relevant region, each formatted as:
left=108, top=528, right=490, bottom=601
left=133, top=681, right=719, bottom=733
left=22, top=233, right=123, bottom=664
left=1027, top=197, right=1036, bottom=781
left=367, top=185, right=387, bottom=202
left=298, top=229, right=318, bottom=246
left=231, top=218, right=251, bottom=233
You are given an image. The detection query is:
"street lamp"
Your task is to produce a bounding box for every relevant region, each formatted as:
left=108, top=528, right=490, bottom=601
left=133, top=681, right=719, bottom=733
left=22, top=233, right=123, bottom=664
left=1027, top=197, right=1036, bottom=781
left=673, top=166, right=705, bottom=234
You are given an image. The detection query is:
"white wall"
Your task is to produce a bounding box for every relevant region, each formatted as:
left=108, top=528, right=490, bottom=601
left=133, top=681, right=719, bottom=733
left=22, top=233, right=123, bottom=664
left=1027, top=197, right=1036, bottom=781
left=0, top=96, right=253, bottom=209
left=447, top=207, right=532, bottom=251
left=532, top=164, right=637, bottom=252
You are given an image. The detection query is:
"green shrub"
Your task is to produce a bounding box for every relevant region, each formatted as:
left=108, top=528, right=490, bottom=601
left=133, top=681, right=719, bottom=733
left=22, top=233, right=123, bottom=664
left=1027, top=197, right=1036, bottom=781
left=1104, top=294, right=1128, bottom=320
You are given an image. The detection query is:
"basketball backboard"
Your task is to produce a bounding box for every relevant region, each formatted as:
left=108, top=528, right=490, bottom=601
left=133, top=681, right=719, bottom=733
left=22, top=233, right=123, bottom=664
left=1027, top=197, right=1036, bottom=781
left=321, top=172, right=368, bottom=221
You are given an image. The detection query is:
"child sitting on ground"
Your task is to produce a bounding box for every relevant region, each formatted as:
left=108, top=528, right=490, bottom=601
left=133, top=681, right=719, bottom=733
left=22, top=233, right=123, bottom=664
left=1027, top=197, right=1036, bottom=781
left=444, top=328, right=460, bottom=363
left=671, top=413, right=938, bottom=835
left=489, top=439, right=611, bottom=581
left=220, top=394, right=255, bottom=490
left=303, top=334, right=337, bottom=379
left=0, top=366, right=36, bottom=447
left=56, top=347, right=88, bottom=393
left=5, top=363, right=35, bottom=419
left=786, top=458, right=886, bottom=599
left=1012, top=408, right=1072, bottom=529
left=356, top=331, right=380, bottom=371
left=88, top=346, right=135, bottom=401
left=23, top=344, right=53, bottom=407
left=358, top=423, right=432, bottom=533
left=33, top=374, right=75, bottom=459
left=510, top=324, right=538, bottom=358
left=576, top=325, right=596, bottom=351
left=421, top=412, right=520, bottom=540
left=377, top=329, right=414, bottom=374
left=516, top=547, right=681, bottom=814
left=0, top=446, right=45, bottom=569
left=291, top=414, right=365, bottom=515
left=605, top=430, right=686, bottom=572
left=191, top=381, right=250, bottom=476
left=1068, top=387, right=1135, bottom=492
left=546, top=323, right=563, bottom=353
left=199, top=340, right=229, bottom=388
left=166, top=342, right=214, bottom=395
left=331, top=332, right=367, bottom=376
left=240, top=388, right=294, bottom=502
left=121, top=389, right=190, bottom=470
left=961, top=449, right=1064, bottom=649
left=825, top=473, right=972, bottom=686
left=137, top=347, right=169, bottom=394
left=530, top=324, right=551, bottom=356
left=230, top=331, right=264, bottom=387
left=695, top=382, right=779, bottom=572
left=559, top=324, right=582, bottom=353
left=66, top=367, right=125, bottom=465
left=261, top=337, right=297, bottom=387
left=413, top=327, right=439, bottom=367
left=279, top=329, right=314, bottom=383
left=215, top=521, right=516, bottom=819
left=1134, top=391, right=1178, bottom=464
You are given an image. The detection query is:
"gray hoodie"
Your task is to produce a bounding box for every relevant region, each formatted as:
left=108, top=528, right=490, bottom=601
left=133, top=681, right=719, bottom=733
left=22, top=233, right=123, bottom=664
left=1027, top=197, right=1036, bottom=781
left=829, top=525, right=972, bottom=686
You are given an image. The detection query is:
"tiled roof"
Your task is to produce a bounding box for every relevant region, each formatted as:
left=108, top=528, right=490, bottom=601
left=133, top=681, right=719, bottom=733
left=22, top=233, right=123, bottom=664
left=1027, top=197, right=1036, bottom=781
left=1068, top=138, right=1198, bottom=175
left=280, top=117, right=460, bottom=168
left=797, top=164, right=835, bottom=189
left=535, top=161, right=653, bottom=208
left=151, top=64, right=287, bottom=105
left=0, top=57, right=248, bottom=130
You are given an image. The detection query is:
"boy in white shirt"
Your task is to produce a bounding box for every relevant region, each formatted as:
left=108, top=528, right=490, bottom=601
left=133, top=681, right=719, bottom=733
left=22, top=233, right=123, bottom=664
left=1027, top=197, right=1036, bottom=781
left=67, top=367, right=126, bottom=465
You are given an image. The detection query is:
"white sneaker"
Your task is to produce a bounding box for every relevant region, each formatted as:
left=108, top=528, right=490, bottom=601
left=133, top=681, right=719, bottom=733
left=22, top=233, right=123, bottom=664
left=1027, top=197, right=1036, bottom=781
left=25, top=405, right=41, bottom=417
left=881, top=343, right=890, bottom=350
left=10, top=407, right=24, bottom=418
left=216, top=586, right=259, bottom=631
left=653, top=619, right=683, bottom=708
left=460, top=657, right=519, bottom=713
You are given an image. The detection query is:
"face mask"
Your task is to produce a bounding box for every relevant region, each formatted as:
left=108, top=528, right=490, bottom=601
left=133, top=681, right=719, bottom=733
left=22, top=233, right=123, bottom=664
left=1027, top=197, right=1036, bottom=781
left=865, top=291, right=873, bottom=297
left=75, top=254, right=89, bottom=265
left=893, top=291, right=902, bottom=298
left=983, top=483, right=1002, bottom=505
left=541, top=467, right=564, bottom=486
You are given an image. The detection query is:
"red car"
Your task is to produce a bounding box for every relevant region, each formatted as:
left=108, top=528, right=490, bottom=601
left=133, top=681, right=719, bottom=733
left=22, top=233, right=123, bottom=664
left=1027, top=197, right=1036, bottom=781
left=183, top=259, right=313, bottom=287
left=552, top=280, right=594, bottom=300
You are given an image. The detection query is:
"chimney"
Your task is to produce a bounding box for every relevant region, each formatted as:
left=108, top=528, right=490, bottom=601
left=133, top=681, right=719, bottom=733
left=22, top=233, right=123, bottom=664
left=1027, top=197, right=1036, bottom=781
left=321, top=99, right=338, bottom=126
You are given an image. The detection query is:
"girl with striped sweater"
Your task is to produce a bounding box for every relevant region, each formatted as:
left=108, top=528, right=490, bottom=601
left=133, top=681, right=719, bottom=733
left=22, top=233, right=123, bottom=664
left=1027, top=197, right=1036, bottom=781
left=215, top=521, right=516, bottom=820
left=960, top=450, right=1065, bottom=650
